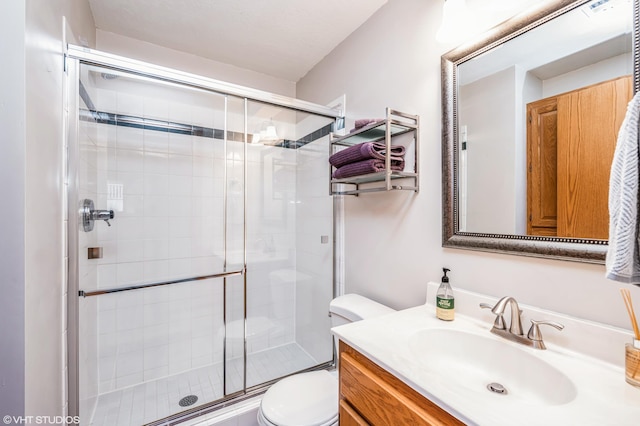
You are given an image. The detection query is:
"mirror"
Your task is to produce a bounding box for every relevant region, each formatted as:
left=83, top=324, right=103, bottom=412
left=442, top=0, right=639, bottom=263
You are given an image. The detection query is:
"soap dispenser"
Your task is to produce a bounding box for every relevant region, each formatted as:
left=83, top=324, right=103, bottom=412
left=436, top=268, right=454, bottom=321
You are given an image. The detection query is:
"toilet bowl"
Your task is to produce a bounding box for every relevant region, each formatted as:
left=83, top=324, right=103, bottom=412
left=257, top=294, right=395, bottom=426
left=257, top=370, right=338, bottom=426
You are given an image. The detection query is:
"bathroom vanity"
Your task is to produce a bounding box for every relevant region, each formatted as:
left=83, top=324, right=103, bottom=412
left=332, top=284, right=640, bottom=425
left=338, top=341, right=462, bottom=425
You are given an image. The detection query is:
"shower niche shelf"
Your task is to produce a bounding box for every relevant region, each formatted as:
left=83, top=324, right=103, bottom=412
left=329, top=108, right=419, bottom=196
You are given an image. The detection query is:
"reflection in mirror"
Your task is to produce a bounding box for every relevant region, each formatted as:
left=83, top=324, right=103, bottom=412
left=442, top=0, right=639, bottom=262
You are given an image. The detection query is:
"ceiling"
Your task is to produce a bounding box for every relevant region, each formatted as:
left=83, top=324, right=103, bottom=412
left=88, top=0, right=388, bottom=82
left=459, top=0, right=632, bottom=86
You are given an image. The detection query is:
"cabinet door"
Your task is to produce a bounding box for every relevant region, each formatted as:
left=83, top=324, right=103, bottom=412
left=339, top=342, right=464, bottom=426
left=556, top=75, right=632, bottom=239
left=527, top=97, right=558, bottom=236
left=339, top=400, right=369, bottom=426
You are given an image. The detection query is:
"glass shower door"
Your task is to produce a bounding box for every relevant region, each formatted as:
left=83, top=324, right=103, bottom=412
left=73, top=63, right=244, bottom=425
left=243, top=101, right=336, bottom=388
left=69, top=50, right=340, bottom=426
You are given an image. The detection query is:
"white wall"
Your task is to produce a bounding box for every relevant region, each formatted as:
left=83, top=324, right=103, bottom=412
left=542, top=53, right=633, bottom=98
left=460, top=67, right=516, bottom=234
left=297, top=0, right=640, bottom=330
left=0, top=0, right=96, bottom=419
left=0, top=0, right=26, bottom=418
left=513, top=65, right=529, bottom=235
left=22, top=0, right=95, bottom=419
left=96, top=30, right=296, bottom=98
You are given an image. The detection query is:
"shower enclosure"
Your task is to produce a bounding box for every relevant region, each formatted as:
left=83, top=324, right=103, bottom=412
left=65, top=46, right=341, bottom=425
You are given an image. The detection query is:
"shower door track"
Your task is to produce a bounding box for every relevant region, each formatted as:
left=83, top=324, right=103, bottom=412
left=78, top=270, right=244, bottom=297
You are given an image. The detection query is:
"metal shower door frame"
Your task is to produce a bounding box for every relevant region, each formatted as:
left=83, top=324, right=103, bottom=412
left=65, top=46, right=342, bottom=425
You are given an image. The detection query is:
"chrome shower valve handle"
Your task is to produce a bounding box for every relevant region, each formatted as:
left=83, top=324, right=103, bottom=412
left=90, top=208, right=114, bottom=226
left=81, top=199, right=115, bottom=231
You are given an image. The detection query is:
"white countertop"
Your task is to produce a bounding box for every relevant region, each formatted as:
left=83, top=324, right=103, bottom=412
left=332, top=290, right=640, bottom=426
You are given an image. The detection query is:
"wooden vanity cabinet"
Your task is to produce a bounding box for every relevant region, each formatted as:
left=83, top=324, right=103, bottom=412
left=338, top=341, right=464, bottom=426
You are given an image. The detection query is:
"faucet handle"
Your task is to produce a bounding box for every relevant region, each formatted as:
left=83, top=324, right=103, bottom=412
left=527, top=320, right=564, bottom=350
left=480, top=302, right=506, bottom=330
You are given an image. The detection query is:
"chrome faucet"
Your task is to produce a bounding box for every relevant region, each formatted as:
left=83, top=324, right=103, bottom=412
left=480, top=296, right=563, bottom=350
left=490, top=296, right=523, bottom=335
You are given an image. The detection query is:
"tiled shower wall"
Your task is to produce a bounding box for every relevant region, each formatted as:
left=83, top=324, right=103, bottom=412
left=89, top=116, right=234, bottom=384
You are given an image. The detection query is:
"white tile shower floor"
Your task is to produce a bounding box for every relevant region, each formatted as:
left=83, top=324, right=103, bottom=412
left=89, top=343, right=318, bottom=426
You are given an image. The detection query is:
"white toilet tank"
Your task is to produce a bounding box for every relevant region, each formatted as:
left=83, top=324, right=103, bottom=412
left=329, top=294, right=395, bottom=328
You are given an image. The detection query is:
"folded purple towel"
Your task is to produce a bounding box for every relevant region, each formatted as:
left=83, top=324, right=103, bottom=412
left=355, top=118, right=382, bottom=129
left=329, top=142, right=406, bottom=168
left=350, top=118, right=383, bottom=133
left=332, top=158, right=405, bottom=179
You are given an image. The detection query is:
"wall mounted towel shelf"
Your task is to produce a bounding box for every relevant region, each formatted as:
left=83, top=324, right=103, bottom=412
left=329, top=108, right=419, bottom=196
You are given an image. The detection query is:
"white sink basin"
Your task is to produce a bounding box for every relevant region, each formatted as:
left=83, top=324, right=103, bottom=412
left=408, top=329, right=577, bottom=406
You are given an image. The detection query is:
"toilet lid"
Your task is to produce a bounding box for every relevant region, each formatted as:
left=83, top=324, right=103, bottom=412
left=261, top=371, right=338, bottom=426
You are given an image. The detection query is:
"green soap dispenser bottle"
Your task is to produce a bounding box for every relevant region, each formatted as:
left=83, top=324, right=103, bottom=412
left=436, top=268, right=454, bottom=321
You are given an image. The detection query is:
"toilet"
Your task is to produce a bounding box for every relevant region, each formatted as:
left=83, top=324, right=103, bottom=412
left=257, top=294, right=395, bottom=426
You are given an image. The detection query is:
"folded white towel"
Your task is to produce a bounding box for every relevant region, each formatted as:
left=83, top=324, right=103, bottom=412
left=606, top=91, right=640, bottom=283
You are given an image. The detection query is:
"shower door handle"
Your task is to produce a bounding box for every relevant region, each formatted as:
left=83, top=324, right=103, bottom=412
left=81, top=199, right=115, bottom=231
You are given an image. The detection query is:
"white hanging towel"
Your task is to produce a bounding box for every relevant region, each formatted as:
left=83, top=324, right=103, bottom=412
left=606, top=91, right=640, bottom=283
